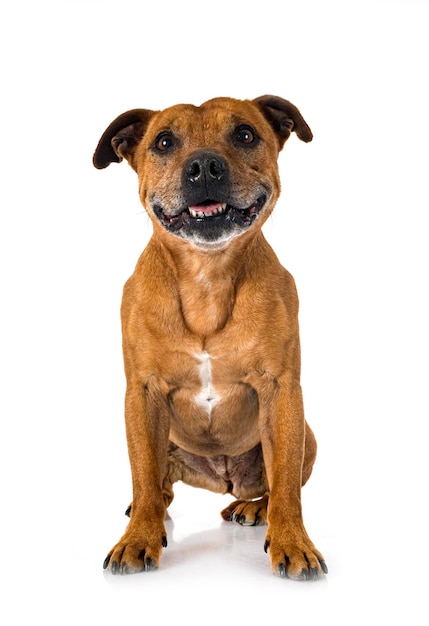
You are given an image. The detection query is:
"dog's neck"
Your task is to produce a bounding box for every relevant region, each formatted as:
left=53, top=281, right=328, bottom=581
left=157, top=232, right=262, bottom=338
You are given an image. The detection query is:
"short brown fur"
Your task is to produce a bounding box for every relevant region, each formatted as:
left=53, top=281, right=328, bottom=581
left=93, top=95, right=327, bottom=580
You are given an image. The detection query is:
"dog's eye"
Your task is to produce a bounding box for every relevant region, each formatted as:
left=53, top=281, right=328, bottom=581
left=234, top=125, right=258, bottom=146
left=153, top=132, right=175, bottom=152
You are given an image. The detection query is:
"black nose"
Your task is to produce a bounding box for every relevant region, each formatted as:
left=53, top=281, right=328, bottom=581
left=184, top=151, right=227, bottom=184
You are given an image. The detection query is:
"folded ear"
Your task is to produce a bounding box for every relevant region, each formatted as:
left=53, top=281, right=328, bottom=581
left=93, top=108, right=156, bottom=170
left=253, top=95, right=313, bottom=149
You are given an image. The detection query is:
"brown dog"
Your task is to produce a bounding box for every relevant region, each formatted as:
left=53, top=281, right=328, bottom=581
left=93, top=95, right=327, bottom=580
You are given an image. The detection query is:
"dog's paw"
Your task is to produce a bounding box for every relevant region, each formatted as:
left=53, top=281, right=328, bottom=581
left=221, top=495, right=268, bottom=526
left=103, top=526, right=168, bottom=575
left=264, top=526, right=327, bottom=581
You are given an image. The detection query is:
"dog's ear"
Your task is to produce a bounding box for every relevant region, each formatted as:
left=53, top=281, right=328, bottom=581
left=93, top=109, right=156, bottom=170
left=253, top=95, right=313, bottom=149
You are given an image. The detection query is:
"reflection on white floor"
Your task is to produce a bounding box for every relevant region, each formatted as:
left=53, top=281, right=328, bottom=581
left=4, top=464, right=425, bottom=626
left=58, top=480, right=420, bottom=625
left=111, top=484, right=272, bottom=577
left=99, top=482, right=332, bottom=614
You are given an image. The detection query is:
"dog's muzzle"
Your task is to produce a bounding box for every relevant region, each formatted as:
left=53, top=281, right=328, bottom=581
left=152, top=151, right=267, bottom=245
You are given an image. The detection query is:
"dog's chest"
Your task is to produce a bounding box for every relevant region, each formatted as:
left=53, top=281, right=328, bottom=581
left=193, top=351, right=220, bottom=417
left=178, top=272, right=235, bottom=338
left=167, top=346, right=259, bottom=456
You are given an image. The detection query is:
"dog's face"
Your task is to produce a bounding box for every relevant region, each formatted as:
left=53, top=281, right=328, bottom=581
left=136, top=99, right=280, bottom=251
left=93, top=96, right=312, bottom=251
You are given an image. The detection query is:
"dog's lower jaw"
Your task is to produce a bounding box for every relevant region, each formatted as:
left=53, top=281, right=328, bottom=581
left=183, top=230, right=247, bottom=252
left=154, top=220, right=252, bottom=252
left=151, top=195, right=268, bottom=250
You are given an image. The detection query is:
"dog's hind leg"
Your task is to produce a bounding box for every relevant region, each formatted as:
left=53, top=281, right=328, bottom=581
left=220, top=422, right=316, bottom=527
left=221, top=495, right=268, bottom=526
left=220, top=495, right=269, bottom=526
left=302, top=421, right=317, bottom=486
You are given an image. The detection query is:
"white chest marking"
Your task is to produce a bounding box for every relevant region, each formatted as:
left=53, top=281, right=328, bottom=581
left=194, top=351, right=220, bottom=419
left=196, top=271, right=212, bottom=287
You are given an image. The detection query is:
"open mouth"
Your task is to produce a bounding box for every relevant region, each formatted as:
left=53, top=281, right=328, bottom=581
left=153, top=196, right=266, bottom=233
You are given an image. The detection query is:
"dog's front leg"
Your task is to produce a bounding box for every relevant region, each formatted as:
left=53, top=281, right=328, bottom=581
left=103, top=377, right=169, bottom=574
left=257, top=372, right=327, bottom=580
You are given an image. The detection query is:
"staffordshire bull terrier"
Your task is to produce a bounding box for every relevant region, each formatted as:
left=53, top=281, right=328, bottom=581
left=93, top=95, right=327, bottom=580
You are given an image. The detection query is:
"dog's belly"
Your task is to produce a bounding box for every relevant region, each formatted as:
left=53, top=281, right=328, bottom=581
left=167, top=441, right=266, bottom=499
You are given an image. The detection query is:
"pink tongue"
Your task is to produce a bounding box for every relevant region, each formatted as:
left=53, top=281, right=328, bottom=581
left=189, top=202, right=223, bottom=213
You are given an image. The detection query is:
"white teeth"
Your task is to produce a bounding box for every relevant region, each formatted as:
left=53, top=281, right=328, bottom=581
left=189, top=203, right=227, bottom=218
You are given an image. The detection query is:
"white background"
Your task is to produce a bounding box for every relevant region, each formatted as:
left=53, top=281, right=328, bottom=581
left=1, top=0, right=428, bottom=623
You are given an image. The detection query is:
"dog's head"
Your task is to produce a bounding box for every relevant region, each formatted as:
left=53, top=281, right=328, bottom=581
left=93, top=96, right=312, bottom=251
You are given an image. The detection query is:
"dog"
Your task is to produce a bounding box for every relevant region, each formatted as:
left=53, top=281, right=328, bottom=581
left=93, top=95, right=327, bottom=580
